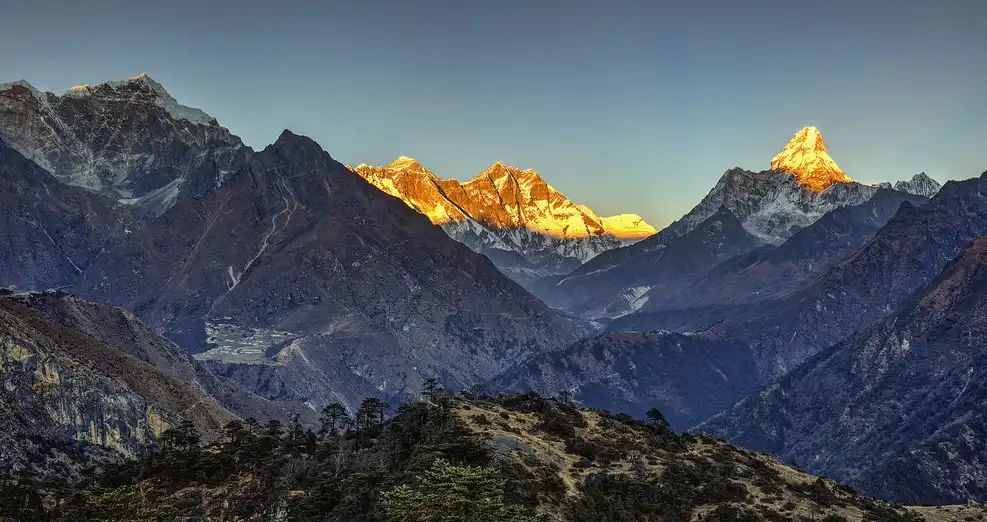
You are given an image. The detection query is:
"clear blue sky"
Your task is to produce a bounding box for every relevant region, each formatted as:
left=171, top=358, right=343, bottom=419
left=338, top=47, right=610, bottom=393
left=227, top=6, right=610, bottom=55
left=2, top=0, right=985, bottom=226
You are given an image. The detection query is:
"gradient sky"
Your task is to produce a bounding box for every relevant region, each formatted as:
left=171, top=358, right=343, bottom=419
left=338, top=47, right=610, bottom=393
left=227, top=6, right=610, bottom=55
left=2, top=0, right=985, bottom=226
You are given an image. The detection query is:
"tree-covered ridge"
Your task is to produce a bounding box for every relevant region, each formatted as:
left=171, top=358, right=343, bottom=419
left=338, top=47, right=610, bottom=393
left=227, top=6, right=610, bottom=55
left=2, top=388, right=985, bottom=521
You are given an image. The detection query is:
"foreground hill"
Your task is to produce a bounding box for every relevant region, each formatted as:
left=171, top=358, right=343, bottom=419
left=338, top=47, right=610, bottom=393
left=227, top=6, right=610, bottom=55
left=3, top=392, right=979, bottom=521
left=702, top=235, right=987, bottom=504
left=0, top=289, right=236, bottom=484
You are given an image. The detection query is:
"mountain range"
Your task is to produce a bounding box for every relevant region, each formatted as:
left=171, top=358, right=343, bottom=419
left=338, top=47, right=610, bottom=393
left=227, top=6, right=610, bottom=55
left=0, top=75, right=589, bottom=418
left=7, top=72, right=987, bottom=512
left=530, top=127, right=940, bottom=320
left=703, top=234, right=987, bottom=504
left=0, top=75, right=248, bottom=216
left=352, top=157, right=655, bottom=286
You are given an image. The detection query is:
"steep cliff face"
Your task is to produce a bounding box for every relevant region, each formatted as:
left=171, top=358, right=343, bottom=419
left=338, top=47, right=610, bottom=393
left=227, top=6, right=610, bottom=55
left=8, top=291, right=313, bottom=425
left=353, top=158, right=655, bottom=285
left=702, top=236, right=987, bottom=504
left=0, top=290, right=235, bottom=480
left=0, top=75, right=250, bottom=215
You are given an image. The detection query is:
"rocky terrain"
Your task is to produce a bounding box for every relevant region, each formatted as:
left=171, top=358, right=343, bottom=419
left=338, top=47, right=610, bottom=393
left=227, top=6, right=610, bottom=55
left=535, top=127, right=900, bottom=318
left=0, top=137, right=140, bottom=291
left=0, top=75, right=249, bottom=215
left=5, top=392, right=978, bottom=521
left=702, top=235, right=987, bottom=505
left=74, top=130, right=588, bottom=412
left=353, top=157, right=655, bottom=286
left=0, top=289, right=235, bottom=483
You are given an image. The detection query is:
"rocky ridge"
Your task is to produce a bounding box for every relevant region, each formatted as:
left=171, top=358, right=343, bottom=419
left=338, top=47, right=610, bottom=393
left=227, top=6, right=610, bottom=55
left=0, top=74, right=249, bottom=215
left=702, top=235, right=987, bottom=504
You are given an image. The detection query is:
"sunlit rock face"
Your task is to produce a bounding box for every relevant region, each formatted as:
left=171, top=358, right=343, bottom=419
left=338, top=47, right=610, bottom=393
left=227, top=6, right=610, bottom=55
left=0, top=74, right=249, bottom=216
left=770, top=126, right=854, bottom=192
left=352, top=158, right=655, bottom=285
left=0, top=290, right=235, bottom=481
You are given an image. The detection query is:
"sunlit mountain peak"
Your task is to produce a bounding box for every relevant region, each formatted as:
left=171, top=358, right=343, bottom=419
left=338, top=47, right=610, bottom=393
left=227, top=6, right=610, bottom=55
left=771, top=126, right=854, bottom=192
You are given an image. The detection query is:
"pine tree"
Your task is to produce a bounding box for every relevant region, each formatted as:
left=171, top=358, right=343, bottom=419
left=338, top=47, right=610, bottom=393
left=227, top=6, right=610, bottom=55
left=319, top=402, right=350, bottom=438
left=646, top=407, right=671, bottom=434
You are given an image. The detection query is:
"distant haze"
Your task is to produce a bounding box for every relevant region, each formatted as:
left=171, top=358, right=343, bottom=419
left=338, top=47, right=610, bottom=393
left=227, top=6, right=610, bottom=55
left=1, top=0, right=985, bottom=227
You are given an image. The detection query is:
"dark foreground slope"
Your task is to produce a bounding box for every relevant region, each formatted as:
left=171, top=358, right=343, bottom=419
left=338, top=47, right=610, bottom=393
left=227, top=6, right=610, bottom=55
left=5, top=291, right=311, bottom=424
left=0, top=289, right=235, bottom=484
left=4, top=392, right=980, bottom=522
left=703, top=236, right=987, bottom=504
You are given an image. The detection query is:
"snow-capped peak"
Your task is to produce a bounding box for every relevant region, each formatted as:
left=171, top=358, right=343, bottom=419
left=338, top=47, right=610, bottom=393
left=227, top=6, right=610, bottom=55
left=387, top=156, right=423, bottom=169
left=353, top=158, right=658, bottom=276
left=770, top=127, right=854, bottom=192
left=600, top=214, right=657, bottom=240
left=893, top=172, right=941, bottom=197
left=64, top=73, right=216, bottom=126
left=0, top=80, right=40, bottom=97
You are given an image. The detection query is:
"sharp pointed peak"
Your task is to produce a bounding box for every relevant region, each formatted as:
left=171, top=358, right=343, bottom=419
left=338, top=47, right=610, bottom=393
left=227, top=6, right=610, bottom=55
left=770, top=126, right=853, bottom=191
left=788, top=126, right=826, bottom=151
left=274, top=128, right=315, bottom=145
left=272, top=129, right=325, bottom=153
